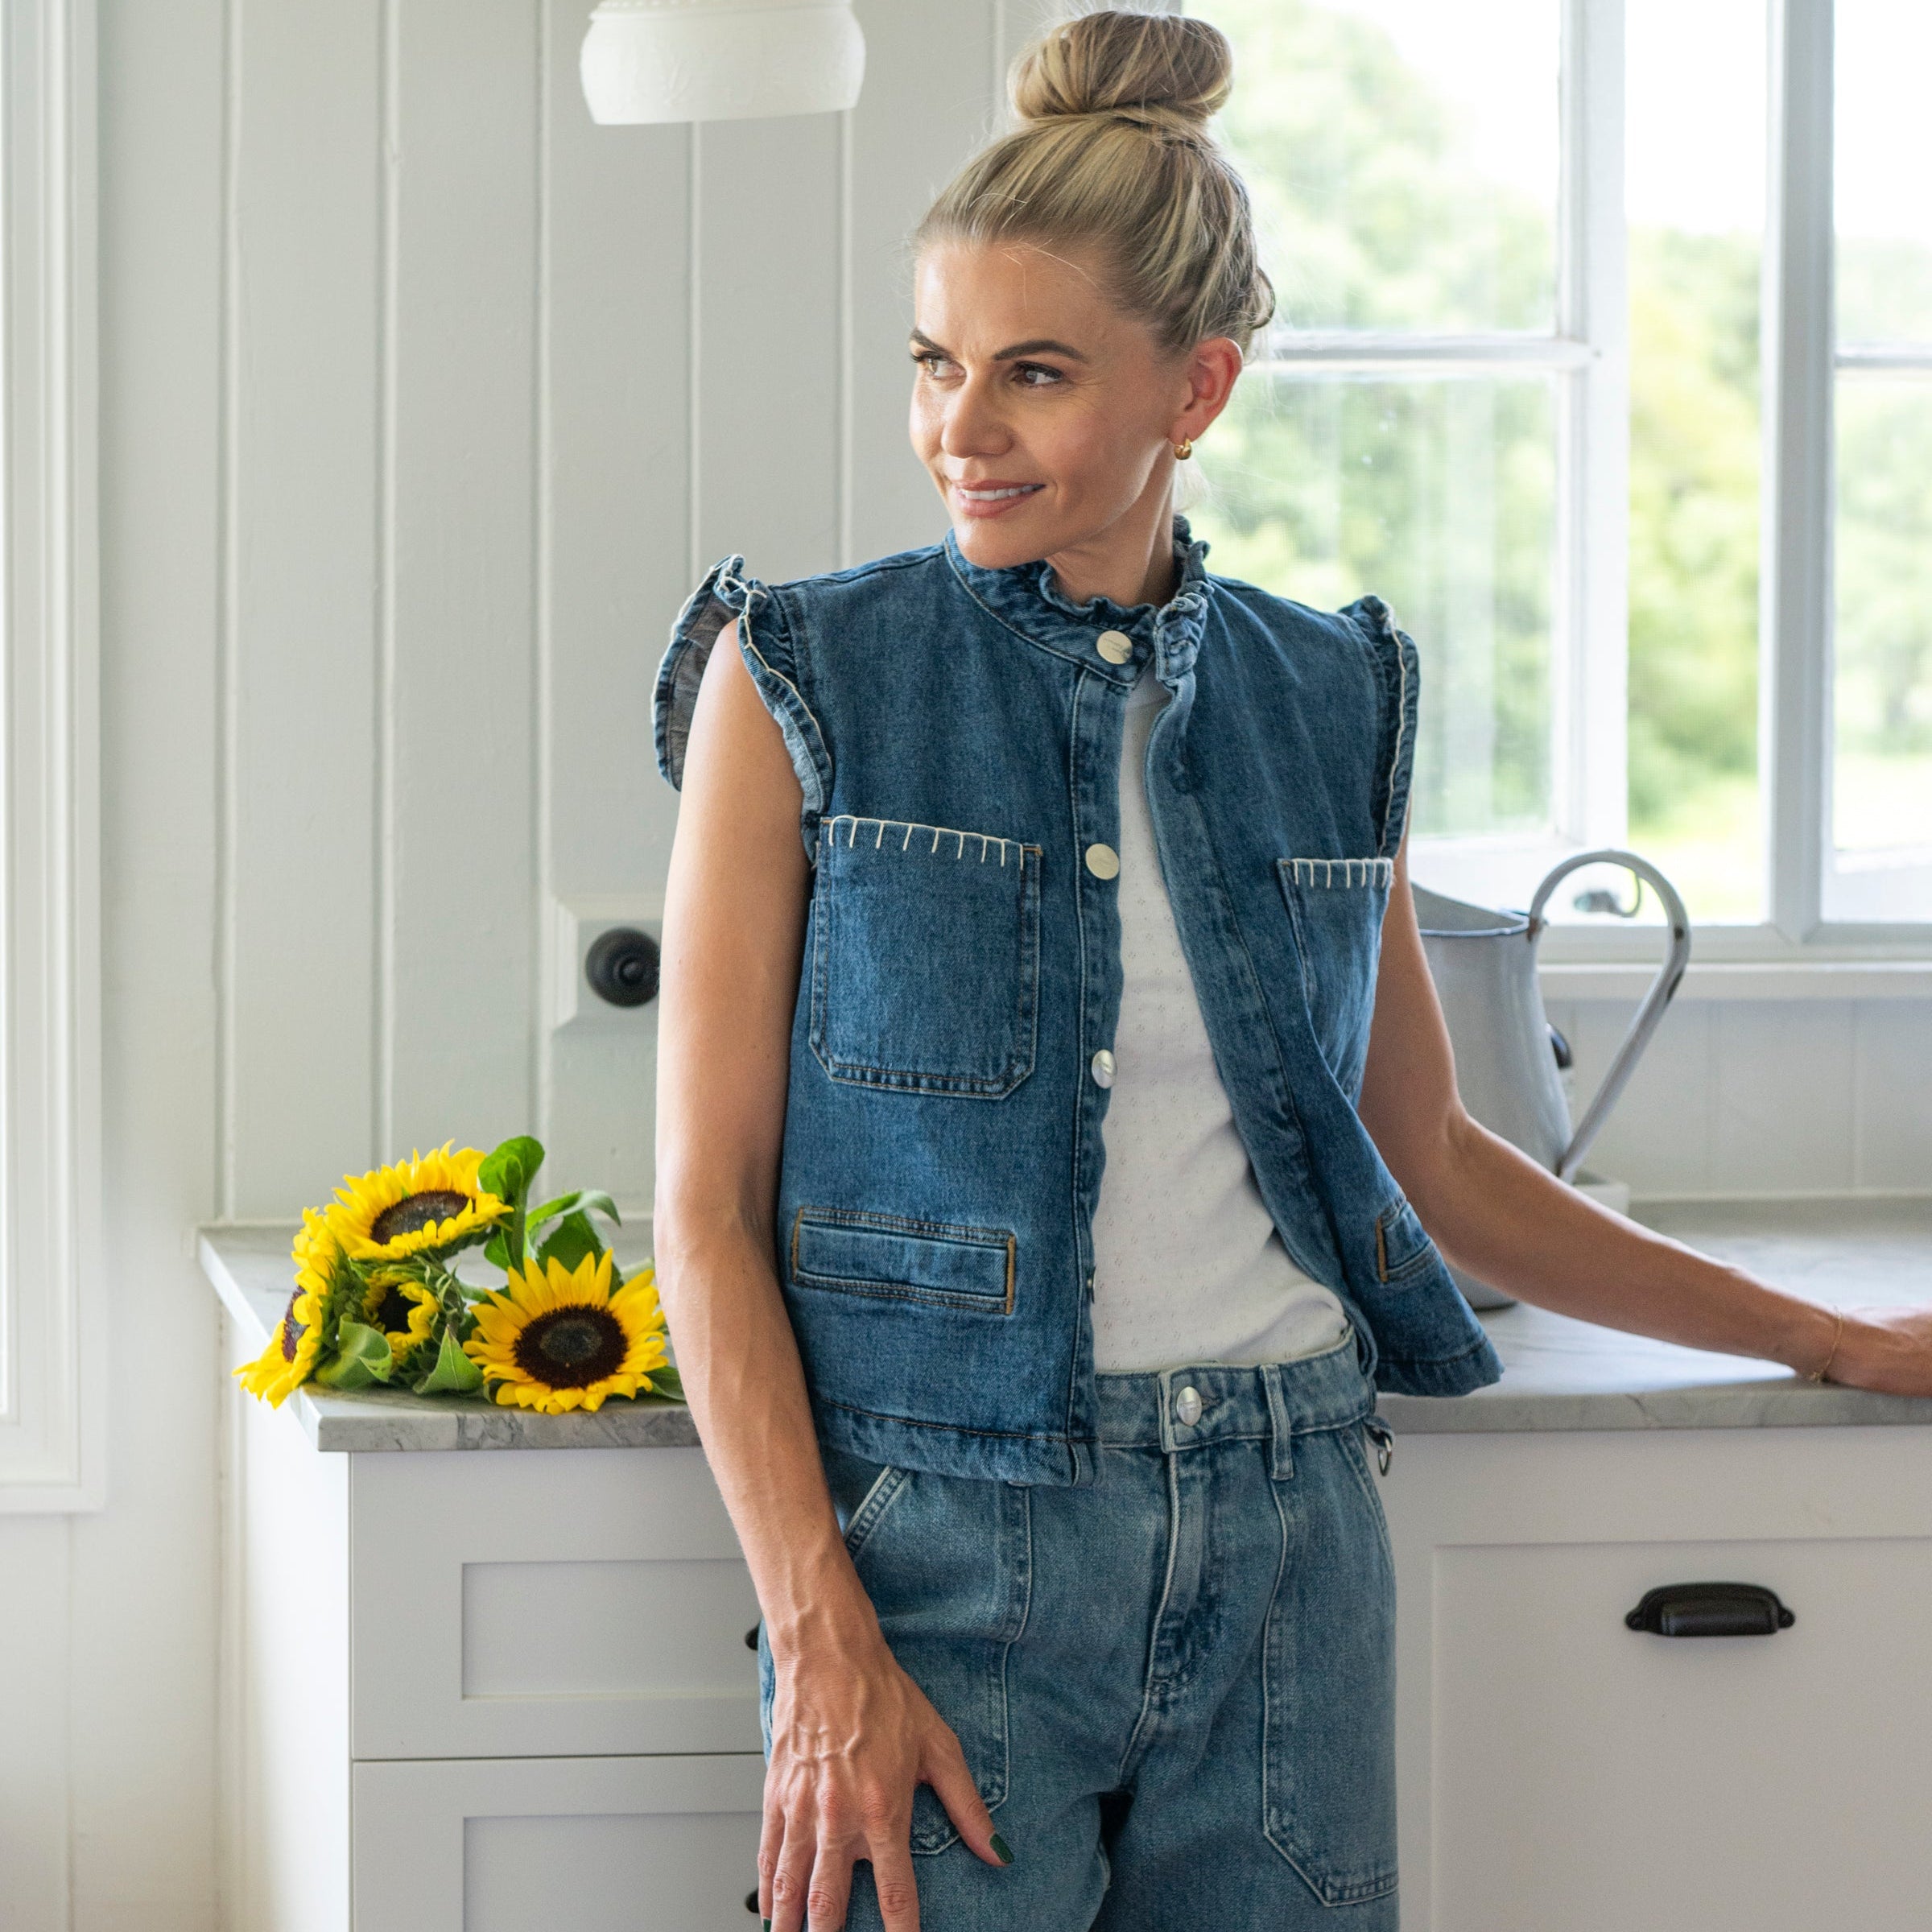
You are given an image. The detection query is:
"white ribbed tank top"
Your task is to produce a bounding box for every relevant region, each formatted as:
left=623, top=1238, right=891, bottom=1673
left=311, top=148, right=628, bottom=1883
left=1089, top=668, right=1351, bottom=1373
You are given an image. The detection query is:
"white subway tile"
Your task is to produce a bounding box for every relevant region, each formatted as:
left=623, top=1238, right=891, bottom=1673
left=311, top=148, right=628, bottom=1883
left=1853, top=1000, right=1932, bottom=1192
left=1566, top=998, right=1714, bottom=1197
left=1711, top=1001, right=1856, bottom=1195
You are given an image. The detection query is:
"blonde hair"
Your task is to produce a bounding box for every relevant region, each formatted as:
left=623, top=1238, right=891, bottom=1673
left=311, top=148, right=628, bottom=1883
left=916, top=9, right=1275, bottom=358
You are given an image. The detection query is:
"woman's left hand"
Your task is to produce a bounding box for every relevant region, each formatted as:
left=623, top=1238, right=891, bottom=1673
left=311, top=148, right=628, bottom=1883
left=1822, top=1307, right=1932, bottom=1397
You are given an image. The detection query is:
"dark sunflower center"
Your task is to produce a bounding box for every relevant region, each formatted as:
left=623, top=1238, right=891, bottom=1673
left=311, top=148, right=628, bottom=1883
left=279, top=1290, right=307, bottom=1363
left=373, top=1286, right=415, bottom=1334
left=370, top=1189, right=471, bottom=1244
left=513, top=1306, right=627, bottom=1389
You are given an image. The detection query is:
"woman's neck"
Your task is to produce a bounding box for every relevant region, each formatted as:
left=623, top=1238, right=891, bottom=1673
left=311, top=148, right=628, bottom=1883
left=1042, top=477, right=1179, bottom=611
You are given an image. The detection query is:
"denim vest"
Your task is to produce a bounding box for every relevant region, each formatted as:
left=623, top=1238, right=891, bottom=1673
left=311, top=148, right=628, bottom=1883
left=655, top=518, right=1501, bottom=1484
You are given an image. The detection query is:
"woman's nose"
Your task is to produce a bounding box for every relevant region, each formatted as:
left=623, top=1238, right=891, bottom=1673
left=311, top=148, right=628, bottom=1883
left=940, top=376, right=1009, bottom=460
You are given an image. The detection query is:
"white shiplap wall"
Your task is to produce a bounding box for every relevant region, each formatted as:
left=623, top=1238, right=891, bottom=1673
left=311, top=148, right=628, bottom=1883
left=217, top=0, right=1067, bottom=1226
left=1, top=2, right=1926, bottom=1928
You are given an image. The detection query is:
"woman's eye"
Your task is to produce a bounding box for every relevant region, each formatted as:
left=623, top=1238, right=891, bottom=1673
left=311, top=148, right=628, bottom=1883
left=913, top=352, right=958, bottom=379
left=1014, top=362, right=1063, bottom=387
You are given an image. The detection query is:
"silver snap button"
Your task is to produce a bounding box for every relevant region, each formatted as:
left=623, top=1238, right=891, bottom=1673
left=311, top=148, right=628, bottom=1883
left=1096, top=630, right=1133, bottom=665
left=1085, top=842, right=1121, bottom=880
left=1090, top=1048, right=1116, bottom=1089
left=1174, top=1385, right=1203, bottom=1426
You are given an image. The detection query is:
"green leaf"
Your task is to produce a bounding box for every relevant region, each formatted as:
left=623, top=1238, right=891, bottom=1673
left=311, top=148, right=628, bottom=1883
left=482, top=1231, right=510, bottom=1269
left=535, top=1210, right=602, bottom=1274
left=478, top=1135, right=545, bottom=1272
left=313, top=1320, right=394, bottom=1390
left=478, top=1134, right=545, bottom=1204
left=412, top=1324, right=485, bottom=1397
left=525, top=1188, right=621, bottom=1236
left=644, top=1363, right=685, bottom=1404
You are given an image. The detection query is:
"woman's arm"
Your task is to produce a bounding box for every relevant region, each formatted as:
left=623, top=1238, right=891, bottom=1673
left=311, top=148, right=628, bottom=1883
left=655, top=624, right=1005, bottom=1932
left=1358, top=837, right=1932, bottom=1395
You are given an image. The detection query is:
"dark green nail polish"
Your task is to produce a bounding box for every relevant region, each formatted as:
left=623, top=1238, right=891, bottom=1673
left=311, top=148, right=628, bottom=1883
left=991, top=1831, right=1014, bottom=1865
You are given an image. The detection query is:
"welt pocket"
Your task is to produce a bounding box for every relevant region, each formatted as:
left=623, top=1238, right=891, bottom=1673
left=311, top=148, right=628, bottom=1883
left=790, top=1205, right=1017, bottom=1315
left=1374, top=1196, right=1434, bottom=1282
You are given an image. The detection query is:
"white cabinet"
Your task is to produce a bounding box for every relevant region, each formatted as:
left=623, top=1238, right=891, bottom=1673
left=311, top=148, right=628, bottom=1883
left=350, top=1447, right=762, bottom=1761
left=353, top=1756, right=765, bottom=1932
left=221, top=1314, right=766, bottom=1932
left=1385, top=1424, right=1932, bottom=1932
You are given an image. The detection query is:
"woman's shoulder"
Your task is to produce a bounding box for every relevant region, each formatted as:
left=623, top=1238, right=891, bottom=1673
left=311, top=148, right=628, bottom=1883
left=1205, top=568, right=1410, bottom=663
left=766, top=539, right=951, bottom=605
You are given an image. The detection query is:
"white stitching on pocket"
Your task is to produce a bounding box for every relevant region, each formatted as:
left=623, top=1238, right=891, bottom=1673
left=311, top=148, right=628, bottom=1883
left=824, top=814, right=1028, bottom=869
left=1287, top=856, right=1395, bottom=889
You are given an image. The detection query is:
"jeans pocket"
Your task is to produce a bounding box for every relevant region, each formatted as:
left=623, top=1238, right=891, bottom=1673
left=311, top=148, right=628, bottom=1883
left=840, top=1464, right=1033, bottom=1855
left=810, top=815, right=1042, bottom=1099
left=1262, top=1425, right=1399, bottom=1904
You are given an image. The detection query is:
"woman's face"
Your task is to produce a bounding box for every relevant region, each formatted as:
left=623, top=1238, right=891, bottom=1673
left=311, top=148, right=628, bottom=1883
left=909, top=240, right=1232, bottom=574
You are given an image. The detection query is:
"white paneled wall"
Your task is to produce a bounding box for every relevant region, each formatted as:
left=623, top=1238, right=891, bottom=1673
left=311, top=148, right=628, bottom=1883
left=216, top=0, right=1054, bottom=1222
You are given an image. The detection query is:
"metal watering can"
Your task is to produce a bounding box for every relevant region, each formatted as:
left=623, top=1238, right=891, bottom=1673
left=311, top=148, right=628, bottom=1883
left=1411, top=849, right=1690, bottom=1312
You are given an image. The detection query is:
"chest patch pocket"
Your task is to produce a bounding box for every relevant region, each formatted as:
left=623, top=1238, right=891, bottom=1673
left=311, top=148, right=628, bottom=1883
left=811, top=815, right=1042, bottom=1100
left=1277, top=856, right=1394, bottom=1096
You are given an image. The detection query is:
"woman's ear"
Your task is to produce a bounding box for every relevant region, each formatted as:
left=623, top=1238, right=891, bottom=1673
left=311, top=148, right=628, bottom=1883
left=1170, top=336, right=1245, bottom=448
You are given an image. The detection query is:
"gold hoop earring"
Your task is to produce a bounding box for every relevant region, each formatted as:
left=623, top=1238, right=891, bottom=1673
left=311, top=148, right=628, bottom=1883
left=1174, top=438, right=1195, bottom=461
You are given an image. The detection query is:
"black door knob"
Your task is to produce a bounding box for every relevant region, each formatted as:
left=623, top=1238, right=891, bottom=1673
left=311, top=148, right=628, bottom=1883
left=585, top=927, right=660, bottom=1008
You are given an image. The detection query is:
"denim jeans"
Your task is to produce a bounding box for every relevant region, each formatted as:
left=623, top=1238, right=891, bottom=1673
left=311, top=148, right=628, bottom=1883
left=761, top=1334, right=1400, bottom=1930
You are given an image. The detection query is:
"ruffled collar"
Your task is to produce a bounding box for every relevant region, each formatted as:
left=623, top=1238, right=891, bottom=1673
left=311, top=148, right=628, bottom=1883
left=942, top=514, right=1215, bottom=683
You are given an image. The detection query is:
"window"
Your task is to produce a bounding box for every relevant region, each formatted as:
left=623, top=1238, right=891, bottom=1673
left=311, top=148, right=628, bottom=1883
left=0, top=0, right=102, bottom=1510
left=1189, top=0, right=1931, bottom=947
left=1830, top=0, right=1932, bottom=920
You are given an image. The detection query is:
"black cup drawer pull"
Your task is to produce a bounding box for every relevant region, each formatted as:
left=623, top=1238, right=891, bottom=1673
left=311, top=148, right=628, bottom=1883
left=1625, top=1581, right=1796, bottom=1637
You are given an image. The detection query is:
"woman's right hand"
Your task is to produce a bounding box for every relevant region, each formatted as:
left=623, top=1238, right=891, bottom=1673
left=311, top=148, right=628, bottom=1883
left=759, top=1608, right=1009, bottom=1932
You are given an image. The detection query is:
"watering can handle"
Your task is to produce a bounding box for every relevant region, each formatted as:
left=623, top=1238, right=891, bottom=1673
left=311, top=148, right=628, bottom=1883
left=1527, top=848, right=1691, bottom=1183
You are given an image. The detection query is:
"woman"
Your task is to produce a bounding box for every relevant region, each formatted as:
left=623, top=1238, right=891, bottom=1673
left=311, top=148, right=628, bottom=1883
left=654, top=14, right=1932, bottom=1930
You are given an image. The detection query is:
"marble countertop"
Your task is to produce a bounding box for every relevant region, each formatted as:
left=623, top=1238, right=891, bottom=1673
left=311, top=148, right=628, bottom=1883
left=203, top=1197, right=1932, bottom=1452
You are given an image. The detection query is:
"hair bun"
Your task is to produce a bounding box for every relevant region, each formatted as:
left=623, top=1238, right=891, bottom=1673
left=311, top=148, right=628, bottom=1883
left=1011, top=10, right=1232, bottom=133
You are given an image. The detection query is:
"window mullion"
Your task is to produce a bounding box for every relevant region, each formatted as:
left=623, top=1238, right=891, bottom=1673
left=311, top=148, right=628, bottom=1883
left=1762, top=0, right=1834, bottom=941
left=1563, top=0, right=1629, bottom=851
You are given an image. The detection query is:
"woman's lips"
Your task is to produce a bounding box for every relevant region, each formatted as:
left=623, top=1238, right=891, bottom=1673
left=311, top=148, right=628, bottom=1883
left=951, top=480, right=1044, bottom=519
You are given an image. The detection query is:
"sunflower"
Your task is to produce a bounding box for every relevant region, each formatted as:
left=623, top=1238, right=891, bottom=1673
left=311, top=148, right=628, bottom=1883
left=464, top=1250, right=669, bottom=1414
left=357, top=1270, right=441, bottom=1365
left=328, top=1143, right=509, bottom=1264
left=290, top=1203, right=333, bottom=1270
left=234, top=1251, right=336, bottom=1408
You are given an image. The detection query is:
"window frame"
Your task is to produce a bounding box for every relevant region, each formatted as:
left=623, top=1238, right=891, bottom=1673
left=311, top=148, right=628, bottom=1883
left=1196, top=0, right=1932, bottom=960
left=0, top=0, right=104, bottom=1512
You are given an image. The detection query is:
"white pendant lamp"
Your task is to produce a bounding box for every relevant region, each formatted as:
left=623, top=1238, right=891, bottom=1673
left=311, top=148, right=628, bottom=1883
left=580, top=0, right=866, bottom=125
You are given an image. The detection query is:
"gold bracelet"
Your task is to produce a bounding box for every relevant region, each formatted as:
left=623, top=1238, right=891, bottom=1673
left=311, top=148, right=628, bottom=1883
left=1806, top=1305, right=1846, bottom=1385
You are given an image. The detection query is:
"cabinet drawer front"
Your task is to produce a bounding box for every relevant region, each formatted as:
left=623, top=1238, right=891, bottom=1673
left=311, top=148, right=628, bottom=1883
left=1428, top=1536, right=1932, bottom=1932
left=352, top=1447, right=761, bottom=1759
left=353, top=1752, right=765, bottom=1932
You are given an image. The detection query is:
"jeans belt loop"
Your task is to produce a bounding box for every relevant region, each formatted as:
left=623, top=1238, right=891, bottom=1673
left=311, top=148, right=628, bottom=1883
left=1261, top=1363, right=1294, bottom=1482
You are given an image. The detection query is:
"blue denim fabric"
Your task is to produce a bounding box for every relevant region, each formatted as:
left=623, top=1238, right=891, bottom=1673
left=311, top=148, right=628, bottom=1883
left=758, top=1335, right=1401, bottom=1930
left=655, top=519, right=1501, bottom=1484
